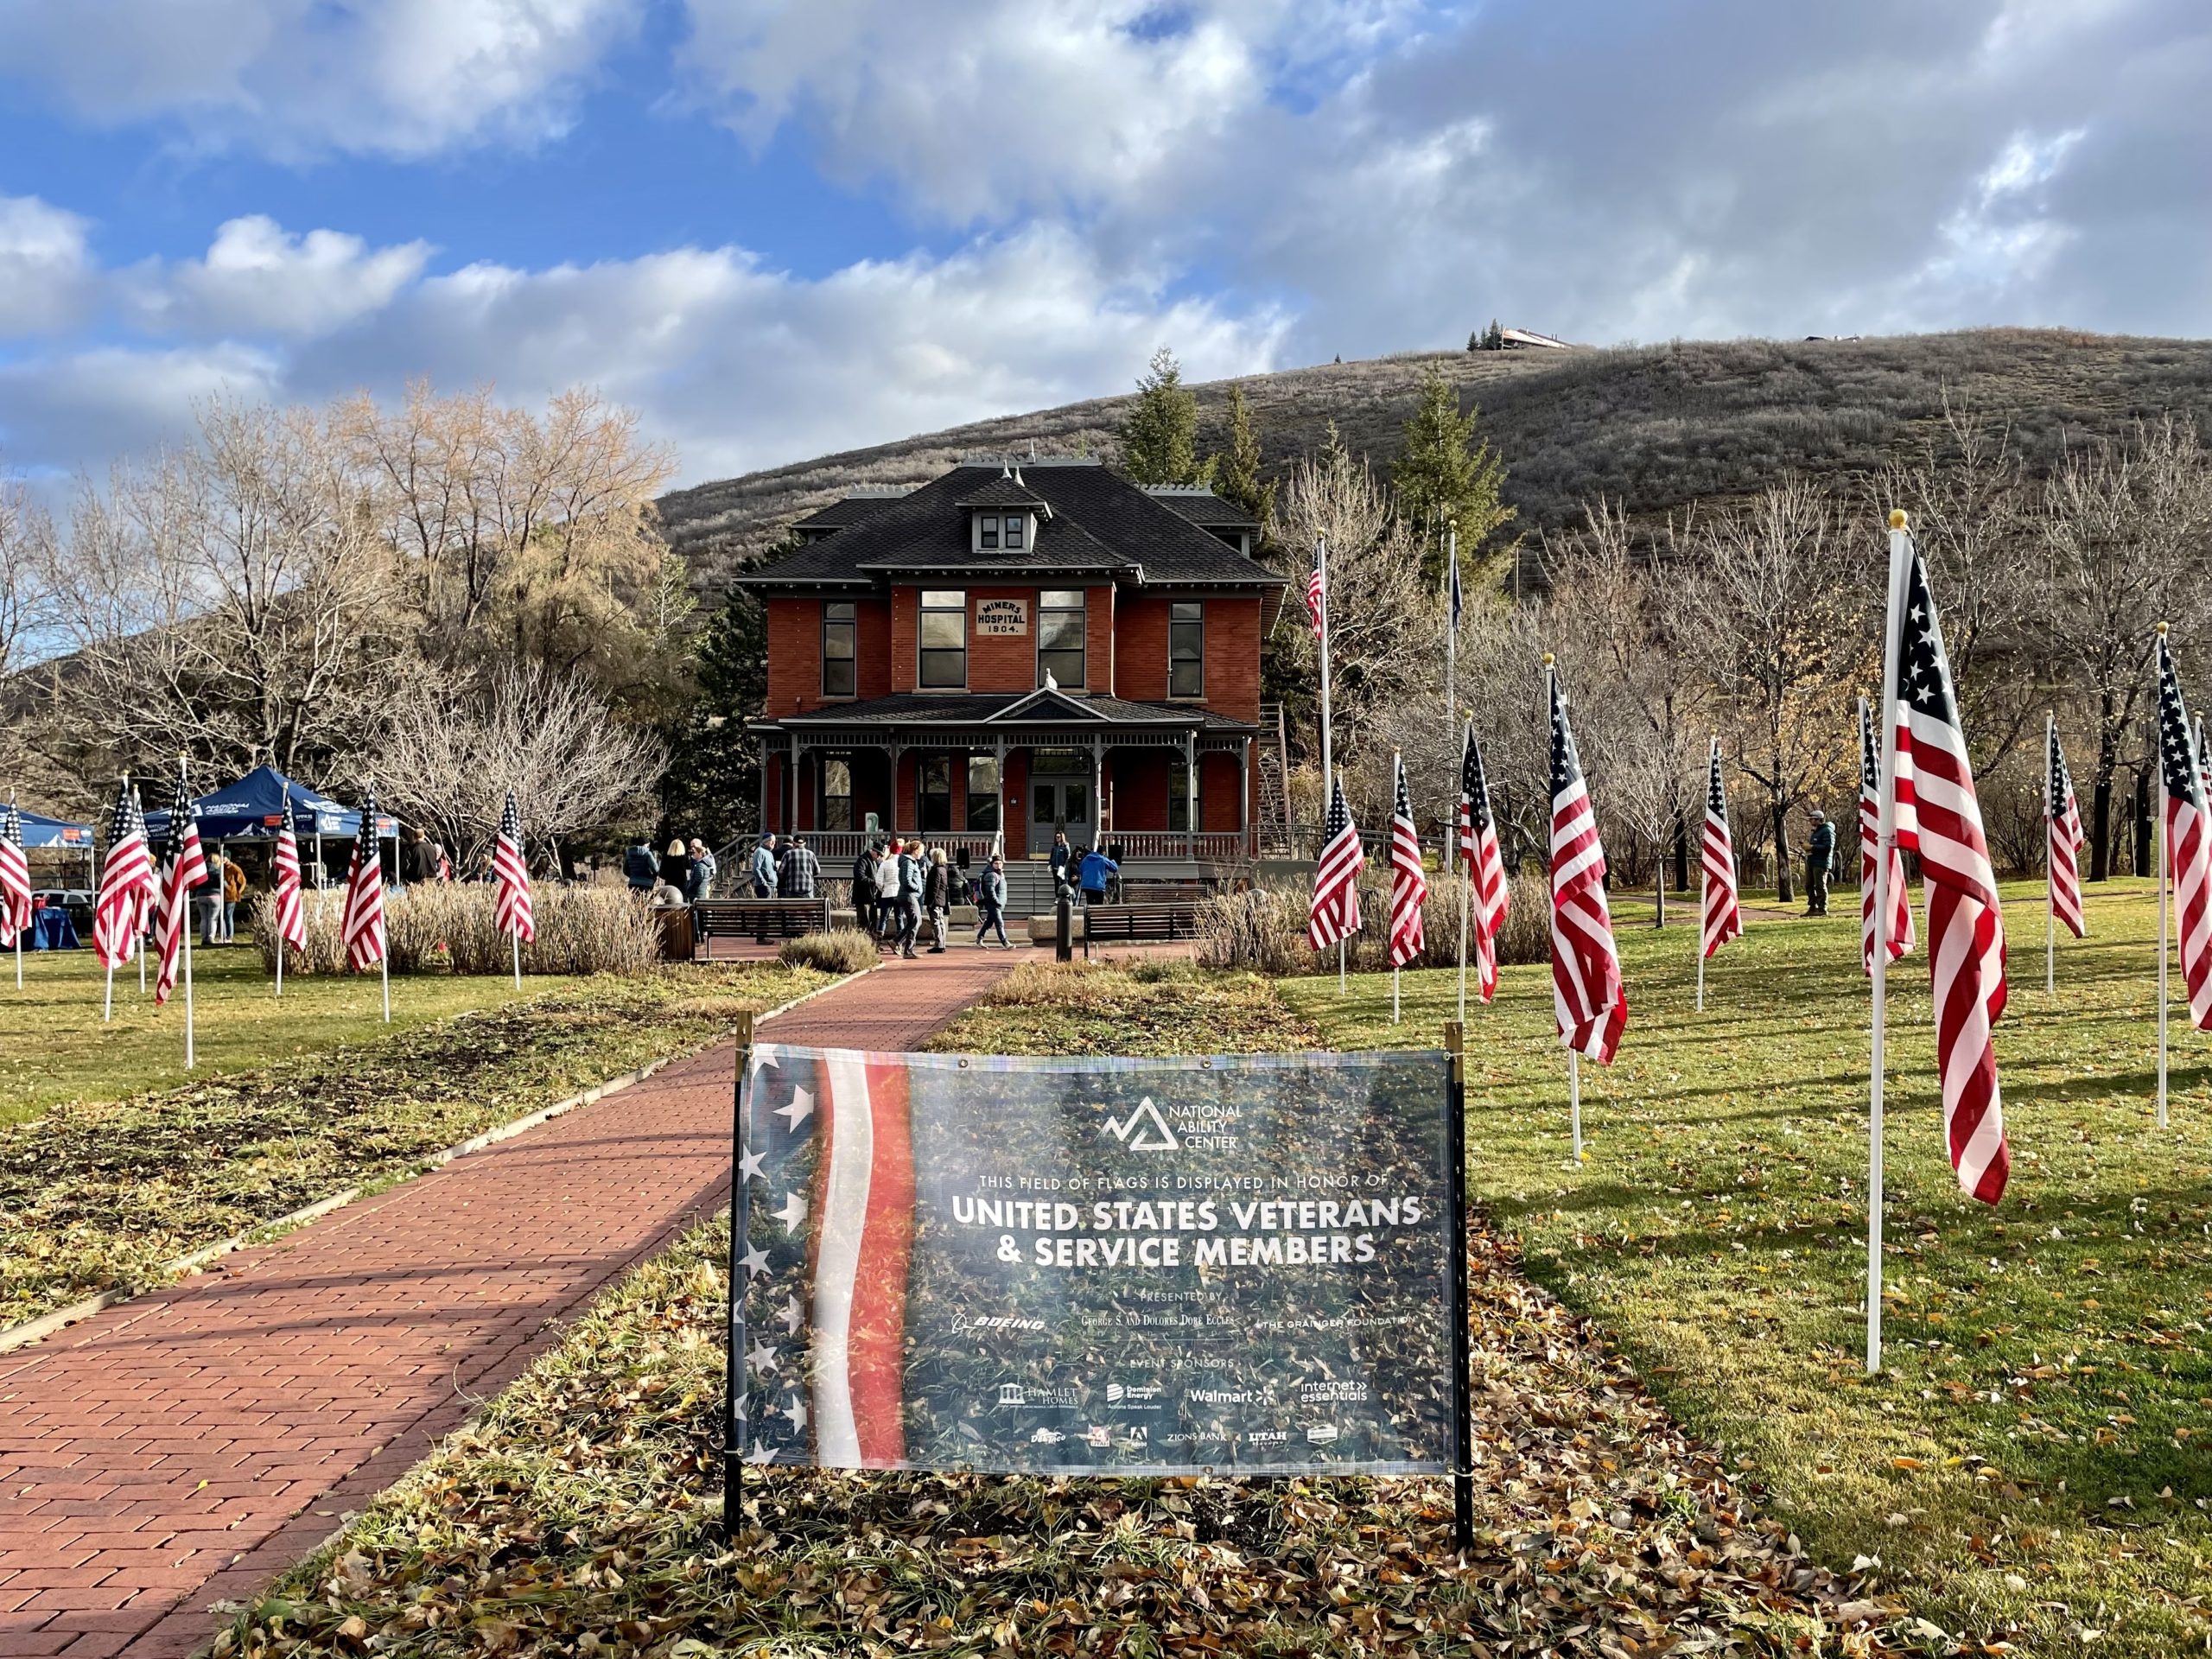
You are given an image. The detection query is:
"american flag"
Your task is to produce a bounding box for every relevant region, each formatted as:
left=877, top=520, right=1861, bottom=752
left=1304, top=561, right=1325, bottom=641
left=2156, top=633, right=2212, bottom=1031
left=492, top=790, right=535, bottom=944
left=0, top=801, right=30, bottom=945
left=1308, top=772, right=1365, bottom=950
left=2046, top=721, right=2086, bottom=941
left=1859, top=697, right=1914, bottom=975
left=1446, top=548, right=1463, bottom=632
left=1700, top=738, right=1742, bottom=959
left=1890, top=538, right=2009, bottom=1205
left=151, top=772, right=207, bottom=1006
left=1456, top=721, right=1509, bottom=1002
left=1548, top=668, right=1625, bottom=1062
left=1386, top=753, right=1427, bottom=969
left=271, top=817, right=308, bottom=955
left=341, top=791, right=389, bottom=971
left=92, top=778, right=153, bottom=969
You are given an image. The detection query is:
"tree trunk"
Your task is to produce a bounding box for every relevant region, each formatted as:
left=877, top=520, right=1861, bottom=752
left=1654, top=872, right=1665, bottom=929
left=1672, top=813, right=1690, bottom=895
left=1772, top=801, right=1795, bottom=903
left=2133, top=764, right=2153, bottom=880
left=2090, top=698, right=2117, bottom=881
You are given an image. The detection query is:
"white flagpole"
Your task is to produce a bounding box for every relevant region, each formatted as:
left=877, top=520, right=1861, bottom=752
left=1448, top=528, right=1465, bottom=1025
left=1315, top=537, right=1344, bottom=995
left=2158, top=633, right=2170, bottom=1130
left=276, top=929, right=283, bottom=997
left=512, top=929, right=522, bottom=991
left=179, top=760, right=196, bottom=1071
left=2045, top=710, right=2056, bottom=997
left=1698, top=735, right=1713, bottom=1013
left=1570, top=1050, right=1582, bottom=1160
left=1457, top=725, right=1471, bottom=1026
left=381, top=954, right=391, bottom=1024
left=1866, top=510, right=1912, bottom=1375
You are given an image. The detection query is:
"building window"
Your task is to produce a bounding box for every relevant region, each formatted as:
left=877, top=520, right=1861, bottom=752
left=821, top=756, right=854, bottom=831
left=967, top=755, right=1001, bottom=831
left=918, top=755, right=952, bottom=832
left=919, top=589, right=967, bottom=688
left=978, top=516, right=999, bottom=550
left=1004, top=513, right=1026, bottom=549
left=822, top=601, right=857, bottom=697
left=1169, top=753, right=1203, bottom=832
left=1169, top=601, right=1204, bottom=697
left=1038, top=588, right=1085, bottom=688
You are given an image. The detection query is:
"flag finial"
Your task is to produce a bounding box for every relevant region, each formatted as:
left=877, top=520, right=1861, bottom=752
left=2158, top=620, right=2171, bottom=637
left=1889, top=508, right=1909, bottom=530
left=1541, top=652, right=1555, bottom=667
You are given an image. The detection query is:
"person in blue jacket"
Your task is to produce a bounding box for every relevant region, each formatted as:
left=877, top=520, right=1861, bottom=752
left=1077, top=844, right=1117, bottom=906
left=750, top=835, right=779, bottom=898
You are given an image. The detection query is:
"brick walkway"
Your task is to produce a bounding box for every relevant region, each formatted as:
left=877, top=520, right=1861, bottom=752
left=0, top=955, right=1014, bottom=1657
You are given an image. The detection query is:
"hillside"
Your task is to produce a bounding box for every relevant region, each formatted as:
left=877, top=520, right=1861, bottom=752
left=658, top=328, right=2212, bottom=589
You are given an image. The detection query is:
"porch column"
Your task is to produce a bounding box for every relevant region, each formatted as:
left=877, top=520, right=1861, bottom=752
left=1238, top=739, right=1250, bottom=849
left=757, top=737, right=770, bottom=836
left=788, top=736, right=802, bottom=836
left=995, top=737, right=1007, bottom=857
left=1184, top=730, right=1198, bottom=859
left=1090, top=735, right=1103, bottom=848
left=888, top=741, right=903, bottom=841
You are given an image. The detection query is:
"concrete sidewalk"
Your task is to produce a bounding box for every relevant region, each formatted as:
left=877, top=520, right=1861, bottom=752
left=0, top=953, right=1012, bottom=1657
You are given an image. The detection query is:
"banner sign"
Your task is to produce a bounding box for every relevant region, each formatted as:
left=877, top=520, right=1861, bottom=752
left=976, top=598, right=1028, bottom=636
left=734, top=1044, right=1456, bottom=1476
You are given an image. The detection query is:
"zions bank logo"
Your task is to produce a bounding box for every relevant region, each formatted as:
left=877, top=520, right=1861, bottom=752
left=1103, top=1096, right=1179, bottom=1153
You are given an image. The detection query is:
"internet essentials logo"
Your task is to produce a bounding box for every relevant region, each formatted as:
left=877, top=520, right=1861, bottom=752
left=1102, top=1096, right=1179, bottom=1153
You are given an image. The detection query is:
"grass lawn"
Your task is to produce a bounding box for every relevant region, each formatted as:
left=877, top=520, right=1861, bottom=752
left=0, top=962, right=829, bottom=1326
left=0, top=945, right=573, bottom=1128
left=1270, top=876, right=2212, bottom=1657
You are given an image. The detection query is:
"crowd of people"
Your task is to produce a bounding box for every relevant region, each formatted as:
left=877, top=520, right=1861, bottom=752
left=620, top=836, right=721, bottom=907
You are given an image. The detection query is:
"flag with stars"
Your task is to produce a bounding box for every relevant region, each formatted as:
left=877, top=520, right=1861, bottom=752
left=1304, top=558, right=1325, bottom=642
left=1700, top=738, right=1741, bottom=959
left=1859, top=697, right=1914, bottom=975
left=492, top=790, right=535, bottom=944
left=2156, top=633, right=2212, bottom=1031
left=1890, top=537, right=2009, bottom=1205
left=2047, top=721, right=2086, bottom=942
left=92, top=778, right=152, bottom=969
left=1385, top=753, right=1426, bottom=969
left=0, top=800, right=29, bottom=946
left=1309, top=772, right=1366, bottom=950
left=340, top=792, right=388, bottom=972
left=151, top=771, right=207, bottom=1007
left=1456, top=722, right=1508, bottom=1003
left=1548, top=666, right=1625, bottom=1063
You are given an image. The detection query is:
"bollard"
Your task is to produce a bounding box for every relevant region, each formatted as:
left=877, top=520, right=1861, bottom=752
left=1055, top=896, right=1073, bottom=963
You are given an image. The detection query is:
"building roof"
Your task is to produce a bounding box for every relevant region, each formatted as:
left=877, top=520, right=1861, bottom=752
left=790, top=492, right=910, bottom=534
left=760, top=691, right=1255, bottom=733
left=954, top=475, right=1050, bottom=510
left=740, top=461, right=1286, bottom=594
left=1145, top=486, right=1261, bottom=531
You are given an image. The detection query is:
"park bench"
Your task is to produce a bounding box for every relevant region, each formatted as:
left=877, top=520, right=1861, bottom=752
left=692, top=898, right=830, bottom=955
left=1081, top=900, right=1199, bottom=957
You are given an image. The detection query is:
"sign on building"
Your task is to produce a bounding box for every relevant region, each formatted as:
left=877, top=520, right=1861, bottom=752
left=733, top=1045, right=1456, bottom=1476
left=976, top=598, right=1029, bottom=636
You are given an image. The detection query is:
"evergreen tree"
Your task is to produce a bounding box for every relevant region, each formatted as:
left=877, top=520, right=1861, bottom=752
left=1390, top=367, right=1516, bottom=589
left=1207, top=382, right=1274, bottom=543
left=658, top=582, right=769, bottom=849
left=1119, top=346, right=1211, bottom=486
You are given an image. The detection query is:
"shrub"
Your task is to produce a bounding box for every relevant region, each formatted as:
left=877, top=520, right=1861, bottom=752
left=1196, top=870, right=1549, bottom=976
left=251, top=884, right=661, bottom=978
left=778, top=930, right=879, bottom=975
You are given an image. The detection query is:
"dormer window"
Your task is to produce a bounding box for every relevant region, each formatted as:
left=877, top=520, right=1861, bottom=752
left=959, top=472, right=1047, bottom=553
left=980, top=517, right=999, bottom=550
left=1003, top=513, right=1026, bottom=550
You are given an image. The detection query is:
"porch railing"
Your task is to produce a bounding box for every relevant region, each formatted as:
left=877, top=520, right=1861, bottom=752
left=1111, top=830, right=1247, bottom=861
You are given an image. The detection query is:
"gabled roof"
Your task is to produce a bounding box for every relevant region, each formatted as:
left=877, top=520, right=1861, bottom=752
left=764, top=691, right=1255, bottom=732
left=985, top=685, right=1096, bottom=723
left=955, top=476, right=1049, bottom=510
left=738, top=461, right=1286, bottom=594
left=791, top=491, right=909, bottom=534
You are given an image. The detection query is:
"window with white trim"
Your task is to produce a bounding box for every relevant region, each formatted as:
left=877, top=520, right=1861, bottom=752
left=1168, top=601, right=1204, bottom=697
left=1039, top=588, right=1084, bottom=687
left=919, top=589, right=967, bottom=688
left=822, top=601, right=857, bottom=696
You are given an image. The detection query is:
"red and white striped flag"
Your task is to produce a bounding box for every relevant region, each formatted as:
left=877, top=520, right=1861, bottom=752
left=1890, top=537, right=2009, bottom=1205
left=0, top=801, right=30, bottom=945
left=1304, top=562, right=1325, bottom=641
left=1456, top=721, right=1509, bottom=1002
left=1548, top=667, right=1625, bottom=1063
left=1700, top=738, right=1742, bottom=958
left=492, top=789, right=535, bottom=944
left=1386, top=753, right=1427, bottom=968
left=2156, top=633, right=2212, bottom=1030
left=1308, top=772, right=1365, bottom=950
left=2046, top=721, right=2086, bottom=941
left=271, top=819, right=308, bottom=954
left=151, top=772, right=207, bottom=1007
left=92, top=779, right=153, bottom=969
left=1859, top=697, right=1913, bottom=974
left=341, top=791, right=389, bottom=971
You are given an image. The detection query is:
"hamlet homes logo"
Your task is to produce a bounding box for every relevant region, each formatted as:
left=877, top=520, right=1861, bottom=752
left=1102, top=1093, right=1242, bottom=1153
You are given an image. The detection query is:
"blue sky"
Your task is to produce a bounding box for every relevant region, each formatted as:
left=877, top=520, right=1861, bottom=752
left=2, top=0, right=2208, bottom=488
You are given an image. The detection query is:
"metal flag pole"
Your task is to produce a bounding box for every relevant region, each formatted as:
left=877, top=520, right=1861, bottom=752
left=2046, top=709, right=2056, bottom=997
left=1698, top=737, right=1711, bottom=1014
left=1457, top=721, right=1471, bottom=1027
left=1546, top=653, right=1582, bottom=1161
left=179, top=757, right=196, bottom=1071
left=1315, top=537, right=1344, bottom=994
left=2158, top=630, right=2170, bottom=1130
left=9, top=790, right=19, bottom=990
left=1442, top=1018, right=1475, bottom=1558
left=136, top=789, right=147, bottom=995
left=1866, top=509, right=1912, bottom=1376
left=1448, top=528, right=1465, bottom=1026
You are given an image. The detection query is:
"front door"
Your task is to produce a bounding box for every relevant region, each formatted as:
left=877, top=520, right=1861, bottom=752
left=1031, top=775, right=1093, bottom=855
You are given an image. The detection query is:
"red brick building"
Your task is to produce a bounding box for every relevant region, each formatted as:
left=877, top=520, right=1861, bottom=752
left=738, top=458, right=1288, bottom=888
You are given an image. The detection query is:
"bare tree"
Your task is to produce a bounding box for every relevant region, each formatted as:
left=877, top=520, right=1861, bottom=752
left=371, top=661, right=664, bottom=871
left=2040, top=417, right=2212, bottom=879
left=1679, top=480, right=1872, bottom=902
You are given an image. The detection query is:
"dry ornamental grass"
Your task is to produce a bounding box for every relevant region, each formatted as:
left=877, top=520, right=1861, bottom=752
left=250, top=883, right=662, bottom=977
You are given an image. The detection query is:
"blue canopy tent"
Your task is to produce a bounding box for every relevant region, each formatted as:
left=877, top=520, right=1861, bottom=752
left=141, top=766, right=397, bottom=889
left=16, top=808, right=95, bottom=850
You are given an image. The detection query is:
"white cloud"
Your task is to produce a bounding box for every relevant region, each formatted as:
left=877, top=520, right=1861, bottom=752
left=124, top=217, right=435, bottom=337
left=0, top=196, right=93, bottom=335
left=0, top=0, right=639, bottom=158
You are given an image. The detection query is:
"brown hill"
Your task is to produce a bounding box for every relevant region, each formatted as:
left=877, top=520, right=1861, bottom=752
left=658, top=328, right=2212, bottom=589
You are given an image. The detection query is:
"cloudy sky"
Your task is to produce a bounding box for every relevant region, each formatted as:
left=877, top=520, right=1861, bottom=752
left=0, top=0, right=2206, bottom=487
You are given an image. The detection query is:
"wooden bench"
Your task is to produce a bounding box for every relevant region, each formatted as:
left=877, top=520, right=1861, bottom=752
left=691, top=898, right=830, bottom=955
left=1081, top=901, right=1198, bottom=956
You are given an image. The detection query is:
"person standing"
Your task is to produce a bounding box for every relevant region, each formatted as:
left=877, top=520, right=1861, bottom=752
left=1049, top=830, right=1073, bottom=886
left=895, top=837, right=924, bottom=958
left=976, top=853, right=1010, bottom=949
left=924, top=847, right=952, bottom=953
left=220, top=845, right=246, bottom=941
left=197, top=842, right=226, bottom=945
left=851, top=841, right=877, bottom=925
left=783, top=836, right=819, bottom=899
left=750, top=835, right=779, bottom=898
left=660, top=837, right=692, bottom=900
left=1803, top=807, right=1835, bottom=917
left=624, top=838, right=659, bottom=893
left=686, top=838, right=717, bottom=903
left=1077, top=842, right=1118, bottom=906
